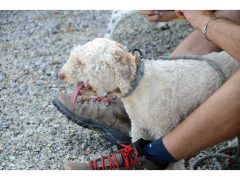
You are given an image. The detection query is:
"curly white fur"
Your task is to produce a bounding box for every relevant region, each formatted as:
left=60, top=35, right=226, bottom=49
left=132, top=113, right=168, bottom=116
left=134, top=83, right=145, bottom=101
left=59, top=38, right=240, bottom=169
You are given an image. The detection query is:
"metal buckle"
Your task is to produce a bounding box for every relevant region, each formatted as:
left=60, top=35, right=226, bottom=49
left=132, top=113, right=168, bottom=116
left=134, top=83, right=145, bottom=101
left=132, top=49, right=143, bottom=60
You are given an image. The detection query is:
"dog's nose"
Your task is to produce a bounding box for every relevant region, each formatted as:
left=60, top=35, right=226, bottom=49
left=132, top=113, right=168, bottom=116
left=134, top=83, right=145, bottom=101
left=59, top=72, right=65, bottom=80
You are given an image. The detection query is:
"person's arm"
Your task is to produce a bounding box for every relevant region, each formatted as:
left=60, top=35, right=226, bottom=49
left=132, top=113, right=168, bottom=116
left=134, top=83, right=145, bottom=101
left=175, top=10, right=240, bottom=61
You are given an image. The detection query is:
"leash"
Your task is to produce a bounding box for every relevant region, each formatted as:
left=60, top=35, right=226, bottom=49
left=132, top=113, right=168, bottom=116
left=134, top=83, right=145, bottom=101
left=191, top=136, right=240, bottom=170
left=122, top=49, right=227, bottom=98
left=159, top=55, right=227, bottom=84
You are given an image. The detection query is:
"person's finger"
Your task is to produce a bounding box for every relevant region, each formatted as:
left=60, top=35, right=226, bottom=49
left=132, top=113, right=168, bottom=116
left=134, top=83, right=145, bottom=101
left=159, top=11, right=178, bottom=21
left=153, top=10, right=174, bottom=15
left=139, top=10, right=155, bottom=16
left=148, top=14, right=161, bottom=22
left=175, top=10, right=186, bottom=19
left=153, top=10, right=162, bottom=15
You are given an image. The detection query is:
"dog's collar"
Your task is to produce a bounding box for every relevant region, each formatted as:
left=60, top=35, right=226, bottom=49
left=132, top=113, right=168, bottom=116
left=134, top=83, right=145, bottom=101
left=121, top=49, right=144, bottom=98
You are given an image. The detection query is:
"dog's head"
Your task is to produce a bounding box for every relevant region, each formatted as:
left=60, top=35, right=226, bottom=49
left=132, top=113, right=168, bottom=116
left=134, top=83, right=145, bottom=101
left=59, top=38, right=140, bottom=101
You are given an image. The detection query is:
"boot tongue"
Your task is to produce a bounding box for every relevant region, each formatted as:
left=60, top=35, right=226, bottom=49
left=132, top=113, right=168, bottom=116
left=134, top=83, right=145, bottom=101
left=71, top=82, right=85, bottom=103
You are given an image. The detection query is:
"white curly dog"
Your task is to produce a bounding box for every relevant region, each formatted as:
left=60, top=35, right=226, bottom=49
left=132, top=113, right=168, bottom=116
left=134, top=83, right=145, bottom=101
left=59, top=38, right=240, bottom=169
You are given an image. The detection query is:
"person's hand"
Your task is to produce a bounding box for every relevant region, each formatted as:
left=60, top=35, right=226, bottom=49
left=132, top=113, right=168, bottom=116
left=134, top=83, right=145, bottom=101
left=175, top=10, right=216, bottom=29
left=139, top=10, right=178, bottom=22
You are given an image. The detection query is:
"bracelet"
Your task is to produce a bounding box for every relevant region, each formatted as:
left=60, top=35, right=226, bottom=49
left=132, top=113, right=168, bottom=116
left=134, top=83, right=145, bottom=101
left=203, top=17, right=226, bottom=41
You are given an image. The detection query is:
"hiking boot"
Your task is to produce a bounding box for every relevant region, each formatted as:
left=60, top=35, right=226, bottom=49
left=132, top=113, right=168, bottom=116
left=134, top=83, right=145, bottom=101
left=64, top=138, right=168, bottom=170
left=53, top=93, right=131, bottom=145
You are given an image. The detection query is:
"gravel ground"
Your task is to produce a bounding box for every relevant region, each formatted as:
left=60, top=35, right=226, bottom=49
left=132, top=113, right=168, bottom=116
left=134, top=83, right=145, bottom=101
left=0, top=10, right=232, bottom=170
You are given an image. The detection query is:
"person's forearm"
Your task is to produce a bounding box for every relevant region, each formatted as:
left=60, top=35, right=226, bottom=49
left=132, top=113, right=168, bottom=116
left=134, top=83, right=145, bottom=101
left=196, top=17, right=240, bottom=61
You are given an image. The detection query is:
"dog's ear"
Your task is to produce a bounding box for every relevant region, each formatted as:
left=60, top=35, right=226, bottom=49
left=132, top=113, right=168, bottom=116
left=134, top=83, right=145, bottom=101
left=111, top=51, right=137, bottom=95
left=70, top=46, right=86, bottom=72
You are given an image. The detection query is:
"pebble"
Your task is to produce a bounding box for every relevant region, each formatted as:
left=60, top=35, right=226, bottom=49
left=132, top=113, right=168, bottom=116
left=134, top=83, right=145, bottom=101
left=9, top=156, right=16, bottom=161
left=0, top=72, right=6, bottom=81
left=19, top=84, right=28, bottom=93
left=81, top=142, right=88, bottom=150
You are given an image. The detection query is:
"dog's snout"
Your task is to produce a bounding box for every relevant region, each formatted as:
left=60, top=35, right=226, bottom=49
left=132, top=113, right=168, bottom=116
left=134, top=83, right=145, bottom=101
left=59, top=72, right=65, bottom=80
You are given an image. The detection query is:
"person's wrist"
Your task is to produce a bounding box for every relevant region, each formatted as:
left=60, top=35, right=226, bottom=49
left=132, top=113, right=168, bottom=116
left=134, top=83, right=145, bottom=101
left=193, top=15, right=214, bottom=30
left=203, top=16, right=228, bottom=41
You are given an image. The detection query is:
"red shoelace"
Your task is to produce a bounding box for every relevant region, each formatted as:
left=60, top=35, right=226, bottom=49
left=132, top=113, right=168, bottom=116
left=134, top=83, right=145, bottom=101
left=89, top=144, right=139, bottom=170
left=79, top=95, right=116, bottom=107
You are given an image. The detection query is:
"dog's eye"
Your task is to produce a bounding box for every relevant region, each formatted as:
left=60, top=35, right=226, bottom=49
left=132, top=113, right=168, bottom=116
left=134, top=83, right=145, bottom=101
left=75, top=57, right=84, bottom=66
left=77, top=61, right=86, bottom=68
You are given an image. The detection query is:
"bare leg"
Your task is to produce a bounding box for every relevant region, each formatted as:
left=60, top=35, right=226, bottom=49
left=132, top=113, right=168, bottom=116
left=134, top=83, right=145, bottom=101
left=163, top=69, right=240, bottom=160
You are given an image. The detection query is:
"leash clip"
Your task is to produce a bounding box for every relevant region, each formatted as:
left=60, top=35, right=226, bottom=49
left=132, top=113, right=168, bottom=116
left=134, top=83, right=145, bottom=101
left=132, top=49, right=143, bottom=60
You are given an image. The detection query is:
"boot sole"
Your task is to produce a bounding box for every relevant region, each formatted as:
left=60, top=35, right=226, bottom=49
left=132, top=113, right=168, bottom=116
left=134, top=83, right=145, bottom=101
left=52, top=96, right=131, bottom=145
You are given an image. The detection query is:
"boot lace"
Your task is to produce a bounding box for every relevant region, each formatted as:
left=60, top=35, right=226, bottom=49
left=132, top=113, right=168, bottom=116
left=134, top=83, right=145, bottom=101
left=79, top=94, right=116, bottom=108
left=89, top=144, right=140, bottom=170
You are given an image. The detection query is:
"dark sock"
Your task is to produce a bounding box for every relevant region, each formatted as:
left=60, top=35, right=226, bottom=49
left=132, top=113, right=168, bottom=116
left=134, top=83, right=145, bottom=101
left=142, top=137, right=177, bottom=165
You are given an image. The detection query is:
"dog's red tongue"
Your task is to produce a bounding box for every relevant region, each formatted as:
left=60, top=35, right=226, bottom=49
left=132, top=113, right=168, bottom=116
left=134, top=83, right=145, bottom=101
left=71, top=82, right=85, bottom=103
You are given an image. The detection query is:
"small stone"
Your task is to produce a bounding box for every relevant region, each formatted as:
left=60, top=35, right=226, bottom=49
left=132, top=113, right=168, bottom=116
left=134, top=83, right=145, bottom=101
left=0, top=72, right=6, bottom=81
left=51, top=24, right=61, bottom=34
left=51, top=131, right=57, bottom=136
left=9, top=156, right=16, bottom=161
left=9, top=164, right=16, bottom=169
left=19, top=84, right=27, bottom=94
left=81, top=142, right=88, bottom=150
left=164, top=44, right=171, bottom=49
left=66, top=22, right=77, bottom=32
left=35, top=59, right=44, bottom=66
left=10, top=83, right=17, bottom=88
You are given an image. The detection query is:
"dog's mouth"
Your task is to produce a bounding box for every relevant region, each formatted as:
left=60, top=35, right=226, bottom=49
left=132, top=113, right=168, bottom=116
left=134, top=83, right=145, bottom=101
left=71, top=81, right=92, bottom=103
